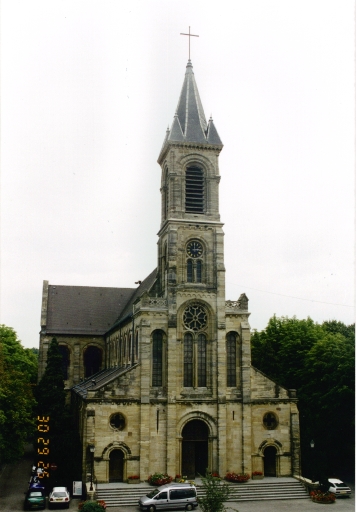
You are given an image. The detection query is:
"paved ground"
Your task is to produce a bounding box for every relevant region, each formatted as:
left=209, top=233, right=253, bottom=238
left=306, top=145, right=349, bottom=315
left=0, top=445, right=354, bottom=512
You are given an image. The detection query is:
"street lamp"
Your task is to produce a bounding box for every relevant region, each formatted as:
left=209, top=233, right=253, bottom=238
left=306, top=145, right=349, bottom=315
left=310, top=440, right=315, bottom=482
left=89, top=444, right=95, bottom=491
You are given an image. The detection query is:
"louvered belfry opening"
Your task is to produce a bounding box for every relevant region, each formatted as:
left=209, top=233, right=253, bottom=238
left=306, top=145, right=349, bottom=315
left=185, top=166, right=204, bottom=213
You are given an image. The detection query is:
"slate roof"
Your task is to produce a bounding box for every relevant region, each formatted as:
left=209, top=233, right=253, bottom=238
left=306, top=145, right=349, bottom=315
left=71, top=364, right=139, bottom=399
left=110, top=268, right=158, bottom=329
left=162, top=60, right=223, bottom=148
left=45, top=285, right=136, bottom=335
left=44, top=269, right=158, bottom=336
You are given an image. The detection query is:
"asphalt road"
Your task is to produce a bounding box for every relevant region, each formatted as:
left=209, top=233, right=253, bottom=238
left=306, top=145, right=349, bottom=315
left=0, top=445, right=354, bottom=512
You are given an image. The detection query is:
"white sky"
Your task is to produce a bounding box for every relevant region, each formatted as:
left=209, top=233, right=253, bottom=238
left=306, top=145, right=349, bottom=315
left=1, top=0, right=355, bottom=349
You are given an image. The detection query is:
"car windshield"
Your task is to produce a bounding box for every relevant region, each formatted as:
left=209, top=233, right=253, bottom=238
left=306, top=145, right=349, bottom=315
left=335, top=482, right=348, bottom=487
left=146, top=489, right=159, bottom=498
left=30, top=492, right=42, bottom=497
left=53, top=492, right=67, bottom=497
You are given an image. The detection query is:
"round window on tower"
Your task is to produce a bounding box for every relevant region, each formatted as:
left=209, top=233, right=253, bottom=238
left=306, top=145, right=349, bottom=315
left=183, top=303, right=207, bottom=331
left=263, top=412, right=278, bottom=430
left=109, top=413, right=126, bottom=431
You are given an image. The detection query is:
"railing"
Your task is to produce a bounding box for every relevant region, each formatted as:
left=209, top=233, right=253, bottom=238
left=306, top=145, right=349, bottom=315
left=134, top=297, right=167, bottom=313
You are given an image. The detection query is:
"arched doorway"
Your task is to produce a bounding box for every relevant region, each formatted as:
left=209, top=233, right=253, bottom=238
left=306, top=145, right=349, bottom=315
left=182, top=420, right=208, bottom=479
left=109, top=449, right=124, bottom=482
left=84, top=346, right=102, bottom=377
left=264, top=446, right=277, bottom=476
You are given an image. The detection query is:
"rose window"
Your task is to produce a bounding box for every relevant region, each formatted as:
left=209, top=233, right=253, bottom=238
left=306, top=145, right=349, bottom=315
left=183, top=303, right=207, bottom=331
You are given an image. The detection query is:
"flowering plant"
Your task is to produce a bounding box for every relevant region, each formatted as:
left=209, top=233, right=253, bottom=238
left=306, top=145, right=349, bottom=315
left=148, top=473, right=173, bottom=486
left=310, top=490, right=336, bottom=503
left=78, top=500, right=106, bottom=511
left=252, top=471, right=263, bottom=476
left=211, top=472, right=220, bottom=478
left=225, top=472, right=250, bottom=483
left=175, top=474, right=181, bottom=478
left=128, top=475, right=140, bottom=480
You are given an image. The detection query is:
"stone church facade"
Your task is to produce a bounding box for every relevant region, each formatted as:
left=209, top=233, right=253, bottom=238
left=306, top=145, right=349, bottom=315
left=38, top=60, right=300, bottom=483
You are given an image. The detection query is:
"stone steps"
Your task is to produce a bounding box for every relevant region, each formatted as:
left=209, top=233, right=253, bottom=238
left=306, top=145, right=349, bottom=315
left=96, top=481, right=309, bottom=506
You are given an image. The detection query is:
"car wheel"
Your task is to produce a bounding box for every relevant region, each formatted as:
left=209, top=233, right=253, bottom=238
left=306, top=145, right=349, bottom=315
left=148, top=506, right=156, bottom=512
left=186, top=505, right=193, bottom=511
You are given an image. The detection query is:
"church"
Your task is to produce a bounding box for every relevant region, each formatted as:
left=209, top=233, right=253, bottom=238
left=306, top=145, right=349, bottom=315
left=38, top=59, right=301, bottom=483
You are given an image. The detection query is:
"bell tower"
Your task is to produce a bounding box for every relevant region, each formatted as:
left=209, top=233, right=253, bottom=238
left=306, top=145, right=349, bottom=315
left=157, top=60, right=224, bottom=302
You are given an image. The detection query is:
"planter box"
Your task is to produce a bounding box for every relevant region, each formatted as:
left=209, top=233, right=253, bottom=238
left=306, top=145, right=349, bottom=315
left=127, top=479, right=140, bottom=484
left=252, top=475, right=264, bottom=480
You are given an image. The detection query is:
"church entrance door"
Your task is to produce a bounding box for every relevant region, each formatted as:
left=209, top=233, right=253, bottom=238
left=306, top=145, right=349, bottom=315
left=182, top=420, right=208, bottom=479
left=264, top=446, right=277, bottom=476
left=109, top=449, right=124, bottom=482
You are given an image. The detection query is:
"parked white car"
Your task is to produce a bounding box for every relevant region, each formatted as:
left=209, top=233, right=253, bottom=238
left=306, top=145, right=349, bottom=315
left=328, top=479, right=351, bottom=497
left=48, top=487, right=71, bottom=509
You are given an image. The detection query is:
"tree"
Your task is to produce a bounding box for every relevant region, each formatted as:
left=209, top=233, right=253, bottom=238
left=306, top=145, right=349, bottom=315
left=0, top=325, right=37, bottom=462
left=251, top=316, right=355, bottom=478
left=35, top=337, right=66, bottom=430
left=35, top=337, right=82, bottom=487
left=198, top=472, right=231, bottom=512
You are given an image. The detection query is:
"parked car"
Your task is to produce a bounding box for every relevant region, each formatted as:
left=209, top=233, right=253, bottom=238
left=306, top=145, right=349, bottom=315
left=328, top=478, right=351, bottom=497
left=48, top=487, right=70, bottom=509
left=24, top=489, right=46, bottom=510
left=139, top=483, right=198, bottom=511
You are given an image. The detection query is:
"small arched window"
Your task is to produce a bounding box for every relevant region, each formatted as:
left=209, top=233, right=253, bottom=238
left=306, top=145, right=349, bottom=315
left=184, top=333, right=194, bottom=387
left=185, top=166, right=204, bottom=213
left=135, top=331, right=139, bottom=360
left=59, top=345, right=70, bottom=380
left=226, top=332, right=237, bottom=387
left=197, top=334, right=206, bottom=386
left=152, top=330, right=163, bottom=387
left=84, top=346, right=102, bottom=378
left=187, top=259, right=193, bottom=282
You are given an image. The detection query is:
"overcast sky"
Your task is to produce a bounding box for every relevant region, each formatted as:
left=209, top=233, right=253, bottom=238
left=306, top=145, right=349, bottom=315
left=1, top=1, right=355, bottom=349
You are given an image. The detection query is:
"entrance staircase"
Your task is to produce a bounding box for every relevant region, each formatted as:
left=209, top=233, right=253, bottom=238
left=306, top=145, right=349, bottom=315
left=96, top=479, right=309, bottom=507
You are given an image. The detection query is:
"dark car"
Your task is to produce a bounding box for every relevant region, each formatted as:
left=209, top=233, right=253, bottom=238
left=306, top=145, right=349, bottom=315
left=24, top=489, right=46, bottom=510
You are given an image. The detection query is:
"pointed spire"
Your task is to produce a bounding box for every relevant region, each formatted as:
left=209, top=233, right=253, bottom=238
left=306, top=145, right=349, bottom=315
left=206, top=117, right=222, bottom=145
left=168, top=113, right=185, bottom=142
left=158, top=61, right=223, bottom=162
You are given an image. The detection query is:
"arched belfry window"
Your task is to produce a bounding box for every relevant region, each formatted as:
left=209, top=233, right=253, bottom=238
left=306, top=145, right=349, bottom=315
left=183, top=303, right=208, bottom=388
left=185, top=166, right=204, bottom=213
left=152, top=330, right=164, bottom=387
left=164, top=167, right=169, bottom=219
left=226, top=332, right=237, bottom=387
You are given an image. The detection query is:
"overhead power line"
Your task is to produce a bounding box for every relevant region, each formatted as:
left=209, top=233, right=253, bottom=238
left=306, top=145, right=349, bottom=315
left=229, top=283, right=354, bottom=308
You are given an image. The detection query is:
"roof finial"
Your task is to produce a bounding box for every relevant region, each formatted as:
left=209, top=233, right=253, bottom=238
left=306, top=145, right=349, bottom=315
left=180, top=26, right=199, bottom=60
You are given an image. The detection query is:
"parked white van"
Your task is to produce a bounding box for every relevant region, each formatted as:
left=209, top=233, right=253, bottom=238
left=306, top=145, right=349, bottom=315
left=139, top=483, right=198, bottom=511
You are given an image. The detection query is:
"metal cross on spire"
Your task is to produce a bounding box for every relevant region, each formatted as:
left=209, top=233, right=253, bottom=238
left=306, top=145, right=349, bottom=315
left=180, top=26, right=199, bottom=60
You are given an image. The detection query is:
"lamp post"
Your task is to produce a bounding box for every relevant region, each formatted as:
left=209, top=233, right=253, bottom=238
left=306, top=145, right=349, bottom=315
left=310, top=440, right=315, bottom=482
left=89, top=444, right=95, bottom=491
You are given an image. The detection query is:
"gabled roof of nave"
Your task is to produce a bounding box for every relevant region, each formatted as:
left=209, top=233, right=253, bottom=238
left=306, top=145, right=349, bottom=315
left=44, top=268, right=157, bottom=336
left=159, top=60, right=223, bottom=156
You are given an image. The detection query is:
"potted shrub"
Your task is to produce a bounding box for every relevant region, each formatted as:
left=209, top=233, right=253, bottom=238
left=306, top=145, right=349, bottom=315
left=127, top=475, right=140, bottom=484
left=225, top=472, right=250, bottom=483
left=252, top=471, right=264, bottom=480
left=310, top=490, right=336, bottom=504
left=148, top=473, right=173, bottom=486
